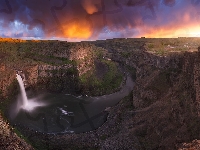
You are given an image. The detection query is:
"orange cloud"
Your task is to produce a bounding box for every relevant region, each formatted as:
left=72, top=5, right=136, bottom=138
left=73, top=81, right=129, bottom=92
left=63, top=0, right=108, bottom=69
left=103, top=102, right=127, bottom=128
left=61, top=19, right=92, bottom=39
left=82, top=0, right=98, bottom=15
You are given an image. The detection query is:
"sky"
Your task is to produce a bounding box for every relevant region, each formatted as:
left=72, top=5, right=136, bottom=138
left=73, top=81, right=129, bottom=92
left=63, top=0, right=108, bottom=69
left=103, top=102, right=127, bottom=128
left=0, top=0, right=200, bottom=41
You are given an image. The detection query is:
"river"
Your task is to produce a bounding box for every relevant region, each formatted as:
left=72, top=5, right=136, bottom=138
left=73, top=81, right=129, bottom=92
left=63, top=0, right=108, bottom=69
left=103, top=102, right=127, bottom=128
left=9, top=73, right=134, bottom=134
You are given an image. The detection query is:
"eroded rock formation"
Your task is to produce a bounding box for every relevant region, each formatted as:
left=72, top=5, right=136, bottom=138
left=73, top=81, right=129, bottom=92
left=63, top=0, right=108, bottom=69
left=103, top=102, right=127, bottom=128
left=1, top=38, right=200, bottom=149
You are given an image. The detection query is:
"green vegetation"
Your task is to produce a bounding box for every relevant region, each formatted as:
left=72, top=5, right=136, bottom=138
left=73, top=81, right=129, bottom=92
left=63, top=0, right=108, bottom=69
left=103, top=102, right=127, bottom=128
left=145, top=38, right=200, bottom=55
left=13, top=127, right=33, bottom=146
left=0, top=38, right=124, bottom=97
left=148, top=43, right=155, bottom=49
left=121, top=51, right=131, bottom=58
left=0, top=39, right=94, bottom=68
left=100, top=134, right=107, bottom=140
left=79, top=59, right=123, bottom=96
left=23, top=52, right=74, bottom=65
left=1, top=37, right=200, bottom=150
left=90, top=38, right=145, bottom=59
left=155, top=49, right=165, bottom=55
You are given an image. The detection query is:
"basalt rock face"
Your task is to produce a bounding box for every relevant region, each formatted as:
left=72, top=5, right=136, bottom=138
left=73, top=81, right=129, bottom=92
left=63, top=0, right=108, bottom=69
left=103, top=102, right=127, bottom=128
left=0, top=42, right=96, bottom=96
left=11, top=47, right=200, bottom=150
left=0, top=38, right=124, bottom=99
left=27, top=41, right=95, bottom=77
left=36, top=64, right=80, bottom=93
left=0, top=65, right=16, bottom=97
left=104, top=45, right=200, bottom=149
left=3, top=38, right=200, bottom=149
left=125, top=50, right=200, bottom=149
left=0, top=41, right=98, bottom=150
left=0, top=64, right=76, bottom=97
left=1, top=65, right=83, bottom=96
left=132, top=52, right=183, bottom=109
left=68, top=43, right=95, bottom=76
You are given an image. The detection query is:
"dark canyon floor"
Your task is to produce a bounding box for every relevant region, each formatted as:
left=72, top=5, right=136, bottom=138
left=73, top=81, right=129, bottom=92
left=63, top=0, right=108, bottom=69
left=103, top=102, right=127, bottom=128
left=1, top=37, right=200, bottom=149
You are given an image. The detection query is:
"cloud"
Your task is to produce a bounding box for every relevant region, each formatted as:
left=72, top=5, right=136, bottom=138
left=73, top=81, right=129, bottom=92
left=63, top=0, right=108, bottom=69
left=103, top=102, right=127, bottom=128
left=0, top=0, right=199, bottom=40
left=162, top=0, right=176, bottom=7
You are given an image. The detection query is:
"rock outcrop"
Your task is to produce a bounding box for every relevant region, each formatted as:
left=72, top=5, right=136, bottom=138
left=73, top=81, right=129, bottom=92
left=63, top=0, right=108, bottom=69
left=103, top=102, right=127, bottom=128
left=0, top=113, right=33, bottom=149
left=0, top=67, right=16, bottom=97
left=2, top=38, right=200, bottom=149
left=123, top=50, right=200, bottom=149
left=0, top=42, right=96, bottom=96
left=68, top=44, right=95, bottom=76
left=95, top=41, right=200, bottom=149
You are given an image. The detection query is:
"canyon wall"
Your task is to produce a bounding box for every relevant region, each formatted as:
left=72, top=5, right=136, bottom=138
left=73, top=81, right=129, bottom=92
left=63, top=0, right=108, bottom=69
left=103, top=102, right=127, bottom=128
left=0, top=65, right=16, bottom=97
left=2, top=38, right=200, bottom=149
left=16, top=48, right=200, bottom=150
left=68, top=43, right=95, bottom=76
left=0, top=41, right=121, bottom=97
left=0, top=42, right=95, bottom=97
left=107, top=47, right=200, bottom=149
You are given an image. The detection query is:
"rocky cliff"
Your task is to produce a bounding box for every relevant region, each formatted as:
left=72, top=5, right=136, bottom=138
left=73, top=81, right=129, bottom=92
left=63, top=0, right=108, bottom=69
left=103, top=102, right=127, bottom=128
left=92, top=38, right=200, bottom=149
left=0, top=65, right=16, bottom=97
left=0, top=39, right=122, bottom=149
left=2, top=38, right=200, bottom=149
left=113, top=48, right=200, bottom=149
left=0, top=40, right=96, bottom=96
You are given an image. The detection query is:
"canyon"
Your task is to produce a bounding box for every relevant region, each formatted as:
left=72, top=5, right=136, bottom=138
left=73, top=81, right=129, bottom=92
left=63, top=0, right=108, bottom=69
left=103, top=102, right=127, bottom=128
left=0, top=37, right=200, bottom=149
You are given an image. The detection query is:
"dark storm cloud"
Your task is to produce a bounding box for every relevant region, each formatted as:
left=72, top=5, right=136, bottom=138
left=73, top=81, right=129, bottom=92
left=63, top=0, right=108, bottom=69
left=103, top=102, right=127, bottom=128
left=0, top=0, right=199, bottom=39
left=162, top=0, right=176, bottom=6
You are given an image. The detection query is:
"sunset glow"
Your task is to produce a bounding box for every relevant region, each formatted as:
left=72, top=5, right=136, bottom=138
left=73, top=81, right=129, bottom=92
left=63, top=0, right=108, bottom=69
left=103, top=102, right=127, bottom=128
left=62, top=20, right=92, bottom=39
left=139, top=24, right=200, bottom=38
left=0, top=0, right=200, bottom=40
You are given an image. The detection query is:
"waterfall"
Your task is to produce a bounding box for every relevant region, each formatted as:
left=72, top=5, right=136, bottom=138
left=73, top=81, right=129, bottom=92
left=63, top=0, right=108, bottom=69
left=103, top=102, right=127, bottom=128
left=16, top=73, right=46, bottom=112
left=16, top=74, right=28, bottom=107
